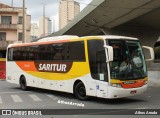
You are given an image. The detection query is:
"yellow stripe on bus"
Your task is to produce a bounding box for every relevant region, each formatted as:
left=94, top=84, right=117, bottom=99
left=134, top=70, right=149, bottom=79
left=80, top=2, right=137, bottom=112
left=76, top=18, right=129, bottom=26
left=25, top=62, right=90, bottom=80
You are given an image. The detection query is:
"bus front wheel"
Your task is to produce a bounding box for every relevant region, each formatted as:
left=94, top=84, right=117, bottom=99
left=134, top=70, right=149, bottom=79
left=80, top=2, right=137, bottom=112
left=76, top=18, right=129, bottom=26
left=74, top=82, right=88, bottom=100
left=20, top=76, right=27, bottom=90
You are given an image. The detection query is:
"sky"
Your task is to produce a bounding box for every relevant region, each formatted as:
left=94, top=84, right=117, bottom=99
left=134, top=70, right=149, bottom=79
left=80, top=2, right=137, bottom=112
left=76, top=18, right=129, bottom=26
left=0, top=0, right=92, bottom=31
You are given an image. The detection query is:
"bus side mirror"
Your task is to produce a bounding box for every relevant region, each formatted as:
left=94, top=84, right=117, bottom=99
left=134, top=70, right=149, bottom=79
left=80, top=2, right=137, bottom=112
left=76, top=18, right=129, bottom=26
left=142, top=46, right=154, bottom=61
left=104, top=45, right=113, bottom=62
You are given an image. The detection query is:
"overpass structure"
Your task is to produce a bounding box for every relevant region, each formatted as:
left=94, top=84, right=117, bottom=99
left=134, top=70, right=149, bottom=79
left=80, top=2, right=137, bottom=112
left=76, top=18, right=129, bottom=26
left=49, top=0, right=160, bottom=48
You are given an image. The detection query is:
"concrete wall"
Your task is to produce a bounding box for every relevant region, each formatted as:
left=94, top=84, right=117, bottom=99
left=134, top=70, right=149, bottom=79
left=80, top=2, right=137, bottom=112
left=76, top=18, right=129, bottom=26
left=6, top=31, right=17, bottom=41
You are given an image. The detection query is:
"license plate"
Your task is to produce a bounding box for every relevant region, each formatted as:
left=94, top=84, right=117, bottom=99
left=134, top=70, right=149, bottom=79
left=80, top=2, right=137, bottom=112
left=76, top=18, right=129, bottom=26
left=130, top=90, right=137, bottom=94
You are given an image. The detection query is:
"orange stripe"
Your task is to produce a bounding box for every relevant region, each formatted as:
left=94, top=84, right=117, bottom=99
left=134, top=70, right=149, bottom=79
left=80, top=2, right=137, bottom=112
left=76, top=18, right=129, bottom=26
left=16, top=62, right=38, bottom=71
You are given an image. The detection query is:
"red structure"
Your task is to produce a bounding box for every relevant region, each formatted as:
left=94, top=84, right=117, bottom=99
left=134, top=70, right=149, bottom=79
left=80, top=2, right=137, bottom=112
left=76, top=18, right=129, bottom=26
left=0, top=60, right=6, bottom=79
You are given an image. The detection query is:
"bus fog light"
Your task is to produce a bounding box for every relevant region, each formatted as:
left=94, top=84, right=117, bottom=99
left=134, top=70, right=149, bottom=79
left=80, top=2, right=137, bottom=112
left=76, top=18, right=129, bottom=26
left=7, top=76, right=12, bottom=80
left=144, top=81, right=148, bottom=85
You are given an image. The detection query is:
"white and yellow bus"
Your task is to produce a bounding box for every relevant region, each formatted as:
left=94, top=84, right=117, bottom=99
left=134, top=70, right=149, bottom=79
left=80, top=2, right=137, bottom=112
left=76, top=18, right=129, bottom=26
left=6, top=35, right=154, bottom=100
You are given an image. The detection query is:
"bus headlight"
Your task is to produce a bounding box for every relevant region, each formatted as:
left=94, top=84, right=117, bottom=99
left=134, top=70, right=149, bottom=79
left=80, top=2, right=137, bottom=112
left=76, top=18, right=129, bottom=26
left=7, top=76, right=12, bottom=80
left=110, top=83, right=122, bottom=88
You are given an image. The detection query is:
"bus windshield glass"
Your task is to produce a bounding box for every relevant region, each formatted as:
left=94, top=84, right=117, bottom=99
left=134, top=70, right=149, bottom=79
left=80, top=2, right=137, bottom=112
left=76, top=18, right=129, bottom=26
left=108, top=40, right=147, bottom=80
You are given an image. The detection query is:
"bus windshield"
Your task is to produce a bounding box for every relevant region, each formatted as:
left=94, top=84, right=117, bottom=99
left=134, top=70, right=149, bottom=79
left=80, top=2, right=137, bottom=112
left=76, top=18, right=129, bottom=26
left=108, top=40, right=147, bottom=80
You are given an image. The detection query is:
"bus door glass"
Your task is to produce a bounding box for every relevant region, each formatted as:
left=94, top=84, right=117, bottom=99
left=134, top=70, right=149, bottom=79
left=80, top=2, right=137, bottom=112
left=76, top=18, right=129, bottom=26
left=96, top=50, right=108, bottom=98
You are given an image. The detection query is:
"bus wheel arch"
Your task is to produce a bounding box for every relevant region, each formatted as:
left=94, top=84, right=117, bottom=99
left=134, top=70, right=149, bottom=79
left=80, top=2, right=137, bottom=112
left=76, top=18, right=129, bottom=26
left=73, top=80, right=89, bottom=100
left=19, top=75, right=27, bottom=90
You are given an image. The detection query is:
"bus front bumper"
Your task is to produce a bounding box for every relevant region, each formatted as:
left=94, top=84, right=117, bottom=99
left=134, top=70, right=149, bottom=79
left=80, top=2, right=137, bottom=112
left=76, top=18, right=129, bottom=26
left=107, top=84, right=148, bottom=99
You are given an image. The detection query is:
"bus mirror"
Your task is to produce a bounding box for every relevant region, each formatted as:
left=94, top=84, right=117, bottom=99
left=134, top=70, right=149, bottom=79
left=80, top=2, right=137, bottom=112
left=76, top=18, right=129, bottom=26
left=142, top=46, right=154, bottom=61
left=104, top=45, right=113, bottom=62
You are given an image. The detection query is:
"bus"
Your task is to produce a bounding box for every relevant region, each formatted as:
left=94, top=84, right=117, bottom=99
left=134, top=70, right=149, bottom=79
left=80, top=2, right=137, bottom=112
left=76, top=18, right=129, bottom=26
left=0, top=50, right=6, bottom=79
left=6, top=35, right=154, bottom=100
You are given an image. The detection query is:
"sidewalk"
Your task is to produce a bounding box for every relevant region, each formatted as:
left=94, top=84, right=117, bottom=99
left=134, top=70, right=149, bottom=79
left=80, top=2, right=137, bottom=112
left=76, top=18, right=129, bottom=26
left=0, top=78, right=6, bottom=81
left=148, top=71, right=160, bottom=86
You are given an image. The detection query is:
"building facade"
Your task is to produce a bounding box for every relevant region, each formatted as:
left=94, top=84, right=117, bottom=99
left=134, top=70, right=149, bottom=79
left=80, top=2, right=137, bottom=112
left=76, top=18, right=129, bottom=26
left=39, top=16, right=52, bottom=37
left=0, top=3, right=31, bottom=51
left=59, top=0, right=80, bottom=30
left=31, top=23, right=39, bottom=41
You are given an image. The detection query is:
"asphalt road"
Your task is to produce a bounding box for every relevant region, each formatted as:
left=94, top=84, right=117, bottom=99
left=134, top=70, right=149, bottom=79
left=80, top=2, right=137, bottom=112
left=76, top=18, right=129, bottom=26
left=0, top=80, right=160, bottom=118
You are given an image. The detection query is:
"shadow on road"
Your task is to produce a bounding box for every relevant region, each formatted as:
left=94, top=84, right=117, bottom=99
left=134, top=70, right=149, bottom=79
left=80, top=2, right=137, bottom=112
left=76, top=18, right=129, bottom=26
left=90, top=97, right=145, bottom=105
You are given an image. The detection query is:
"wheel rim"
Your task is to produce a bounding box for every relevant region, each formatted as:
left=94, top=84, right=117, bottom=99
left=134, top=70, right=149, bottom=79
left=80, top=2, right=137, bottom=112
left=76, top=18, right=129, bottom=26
left=78, top=87, right=86, bottom=97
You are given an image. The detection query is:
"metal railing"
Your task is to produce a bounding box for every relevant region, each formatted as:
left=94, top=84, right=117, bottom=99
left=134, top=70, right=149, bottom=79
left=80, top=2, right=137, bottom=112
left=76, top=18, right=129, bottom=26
left=0, top=8, right=19, bottom=13
left=0, top=24, right=17, bottom=30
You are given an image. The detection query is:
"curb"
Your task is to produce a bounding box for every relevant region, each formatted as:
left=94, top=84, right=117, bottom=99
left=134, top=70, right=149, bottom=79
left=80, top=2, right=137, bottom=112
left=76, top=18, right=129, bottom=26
left=0, top=79, right=6, bottom=81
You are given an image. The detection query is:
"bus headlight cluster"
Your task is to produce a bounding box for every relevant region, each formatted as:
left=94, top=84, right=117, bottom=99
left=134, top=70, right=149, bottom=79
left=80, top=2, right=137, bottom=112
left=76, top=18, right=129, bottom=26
left=110, top=83, right=122, bottom=88
left=7, top=76, right=12, bottom=80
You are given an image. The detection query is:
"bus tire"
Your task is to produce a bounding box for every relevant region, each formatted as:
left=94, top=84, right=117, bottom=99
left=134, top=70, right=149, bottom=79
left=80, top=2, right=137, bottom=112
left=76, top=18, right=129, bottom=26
left=74, top=82, right=88, bottom=100
left=20, top=76, right=27, bottom=90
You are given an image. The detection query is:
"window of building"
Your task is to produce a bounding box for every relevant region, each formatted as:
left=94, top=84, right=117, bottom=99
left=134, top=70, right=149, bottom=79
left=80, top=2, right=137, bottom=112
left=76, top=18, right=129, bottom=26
left=18, top=33, right=23, bottom=41
left=1, top=16, right=12, bottom=24
left=0, top=32, right=6, bottom=41
left=18, top=16, right=23, bottom=24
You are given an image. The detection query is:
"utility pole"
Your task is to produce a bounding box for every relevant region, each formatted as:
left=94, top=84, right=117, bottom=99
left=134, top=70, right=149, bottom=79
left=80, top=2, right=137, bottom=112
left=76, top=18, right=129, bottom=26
left=11, top=0, right=13, bottom=7
left=22, top=0, right=25, bottom=43
left=42, top=3, right=46, bottom=37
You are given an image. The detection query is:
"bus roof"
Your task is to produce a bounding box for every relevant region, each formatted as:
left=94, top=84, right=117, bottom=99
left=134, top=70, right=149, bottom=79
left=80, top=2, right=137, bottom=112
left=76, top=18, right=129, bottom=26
left=82, top=35, right=138, bottom=40
left=37, top=35, right=79, bottom=42
left=8, top=35, right=138, bottom=48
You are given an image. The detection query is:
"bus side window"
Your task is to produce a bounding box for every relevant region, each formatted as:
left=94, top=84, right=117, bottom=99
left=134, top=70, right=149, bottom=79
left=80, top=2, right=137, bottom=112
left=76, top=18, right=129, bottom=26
left=68, top=41, right=85, bottom=61
left=22, top=47, right=27, bottom=60
left=51, top=41, right=85, bottom=61
left=8, top=48, right=13, bottom=61
left=61, top=43, right=69, bottom=60
left=13, top=48, right=18, bottom=60
left=52, top=43, right=63, bottom=60
left=38, top=45, right=52, bottom=60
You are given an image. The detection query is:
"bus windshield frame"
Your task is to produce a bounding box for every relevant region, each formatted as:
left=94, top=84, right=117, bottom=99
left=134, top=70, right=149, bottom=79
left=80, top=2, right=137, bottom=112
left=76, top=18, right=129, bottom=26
left=107, top=39, right=147, bottom=81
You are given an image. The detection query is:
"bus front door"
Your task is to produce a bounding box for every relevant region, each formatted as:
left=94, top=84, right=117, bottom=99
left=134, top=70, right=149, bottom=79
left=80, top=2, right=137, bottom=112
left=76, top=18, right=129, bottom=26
left=96, top=50, right=108, bottom=98
left=96, top=80, right=108, bottom=98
